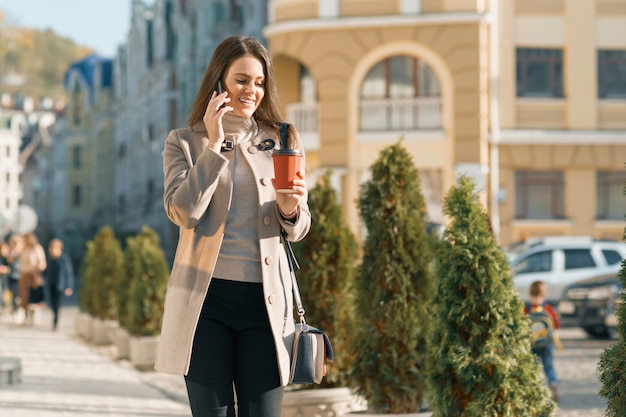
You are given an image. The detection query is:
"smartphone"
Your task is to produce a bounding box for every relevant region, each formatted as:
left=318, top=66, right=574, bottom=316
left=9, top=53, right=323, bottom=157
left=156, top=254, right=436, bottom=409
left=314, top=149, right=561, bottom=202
left=217, top=80, right=226, bottom=109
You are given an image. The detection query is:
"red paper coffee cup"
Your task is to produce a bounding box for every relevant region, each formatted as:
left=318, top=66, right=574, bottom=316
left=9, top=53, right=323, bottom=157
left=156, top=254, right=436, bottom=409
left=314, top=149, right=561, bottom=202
left=272, top=148, right=303, bottom=193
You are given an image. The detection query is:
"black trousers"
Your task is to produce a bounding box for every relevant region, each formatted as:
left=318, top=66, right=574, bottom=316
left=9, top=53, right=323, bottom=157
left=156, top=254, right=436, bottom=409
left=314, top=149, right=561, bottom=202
left=185, top=278, right=283, bottom=417
left=48, top=288, right=62, bottom=328
left=9, top=279, right=19, bottom=311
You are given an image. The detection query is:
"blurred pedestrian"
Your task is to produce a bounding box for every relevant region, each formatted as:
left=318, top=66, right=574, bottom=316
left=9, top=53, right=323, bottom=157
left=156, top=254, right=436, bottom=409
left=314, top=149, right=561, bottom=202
left=156, top=35, right=310, bottom=417
left=524, top=280, right=562, bottom=402
left=0, top=240, right=10, bottom=311
left=18, top=233, right=47, bottom=324
left=7, top=234, right=23, bottom=316
left=44, top=238, right=74, bottom=330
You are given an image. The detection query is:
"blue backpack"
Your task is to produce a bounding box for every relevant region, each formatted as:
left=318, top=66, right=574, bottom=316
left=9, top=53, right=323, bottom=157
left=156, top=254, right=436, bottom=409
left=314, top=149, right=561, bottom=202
left=526, top=302, right=555, bottom=349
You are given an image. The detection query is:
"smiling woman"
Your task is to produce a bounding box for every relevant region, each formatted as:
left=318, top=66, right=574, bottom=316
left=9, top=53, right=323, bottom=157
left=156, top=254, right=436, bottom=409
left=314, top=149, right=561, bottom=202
left=156, top=35, right=311, bottom=417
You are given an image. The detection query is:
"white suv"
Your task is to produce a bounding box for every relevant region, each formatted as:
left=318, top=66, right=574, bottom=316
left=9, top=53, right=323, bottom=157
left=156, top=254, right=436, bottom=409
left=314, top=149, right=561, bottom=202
left=511, top=236, right=626, bottom=305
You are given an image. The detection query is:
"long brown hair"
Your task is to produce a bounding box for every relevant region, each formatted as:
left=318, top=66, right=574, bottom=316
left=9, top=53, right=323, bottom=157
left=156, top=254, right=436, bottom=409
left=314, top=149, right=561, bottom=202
left=188, top=36, right=284, bottom=131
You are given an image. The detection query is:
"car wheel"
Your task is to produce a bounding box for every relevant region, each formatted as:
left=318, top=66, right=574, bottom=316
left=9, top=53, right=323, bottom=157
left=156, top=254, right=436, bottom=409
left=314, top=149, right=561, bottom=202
left=582, top=326, right=612, bottom=339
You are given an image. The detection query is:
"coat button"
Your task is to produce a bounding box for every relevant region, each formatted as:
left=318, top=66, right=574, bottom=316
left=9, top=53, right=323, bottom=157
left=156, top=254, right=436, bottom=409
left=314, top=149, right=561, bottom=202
left=248, top=146, right=258, bottom=154
left=268, top=295, right=276, bottom=304
left=263, top=216, right=271, bottom=226
left=261, top=177, right=271, bottom=186
left=265, top=256, right=273, bottom=265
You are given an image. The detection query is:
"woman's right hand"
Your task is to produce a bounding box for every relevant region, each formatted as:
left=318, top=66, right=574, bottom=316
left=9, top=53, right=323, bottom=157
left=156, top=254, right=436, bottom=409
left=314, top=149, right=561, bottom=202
left=203, top=90, right=232, bottom=153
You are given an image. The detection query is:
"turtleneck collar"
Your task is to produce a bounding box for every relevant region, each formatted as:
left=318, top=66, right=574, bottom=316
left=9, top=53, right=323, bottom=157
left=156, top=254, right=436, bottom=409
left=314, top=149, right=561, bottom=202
left=222, top=112, right=256, bottom=139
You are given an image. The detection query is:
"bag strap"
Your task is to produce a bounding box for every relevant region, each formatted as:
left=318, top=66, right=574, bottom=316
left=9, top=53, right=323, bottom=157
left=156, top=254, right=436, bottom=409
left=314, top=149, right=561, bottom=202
left=277, top=124, right=304, bottom=322
left=279, top=123, right=289, bottom=149
left=281, top=228, right=306, bottom=322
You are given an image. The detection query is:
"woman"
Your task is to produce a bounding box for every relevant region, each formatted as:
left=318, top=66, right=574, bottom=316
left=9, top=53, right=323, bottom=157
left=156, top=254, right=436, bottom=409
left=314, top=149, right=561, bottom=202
left=155, top=36, right=311, bottom=417
left=18, top=233, right=47, bottom=324
left=6, top=235, right=23, bottom=315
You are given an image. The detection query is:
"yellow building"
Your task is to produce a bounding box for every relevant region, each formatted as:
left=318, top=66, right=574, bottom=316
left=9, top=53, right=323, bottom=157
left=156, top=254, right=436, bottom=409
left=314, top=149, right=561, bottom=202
left=264, top=0, right=626, bottom=247
left=64, top=55, right=115, bottom=238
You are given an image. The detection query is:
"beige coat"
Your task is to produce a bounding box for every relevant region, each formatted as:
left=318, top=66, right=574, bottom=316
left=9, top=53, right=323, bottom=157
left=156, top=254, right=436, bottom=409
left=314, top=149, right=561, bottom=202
left=154, top=120, right=311, bottom=387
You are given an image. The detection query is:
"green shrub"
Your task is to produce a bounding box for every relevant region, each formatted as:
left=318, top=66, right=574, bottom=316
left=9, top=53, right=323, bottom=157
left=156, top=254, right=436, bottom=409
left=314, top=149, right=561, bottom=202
left=293, top=170, right=359, bottom=388
left=427, top=176, right=554, bottom=417
left=79, top=239, right=97, bottom=316
left=598, top=178, right=626, bottom=417
left=121, top=226, right=169, bottom=337
left=350, top=141, right=434, bottom=413
left=79, top=226, right=124, bottom=320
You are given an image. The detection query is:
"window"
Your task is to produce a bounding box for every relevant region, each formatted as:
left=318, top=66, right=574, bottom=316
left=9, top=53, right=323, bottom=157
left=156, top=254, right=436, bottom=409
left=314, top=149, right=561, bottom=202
left=72, top=82, right=82, bottom=125
left=118, top=194, right=126, bottom=212
left=148, top=123, right=155, bottom=142
left=118, top=143, right=127, bottom=159
left=146, top=20, right=154, bottom=67
left=73, top=185, right=82, bottom=207
left=602, top=249, right=623, bottom=265
left=230, top=0, right=243, bottom=23
left=564, top=249, right=595, bottom=270
left=515, top=251, right=552, bottom=274
left=212, top=3, right=225, bottom=24
left=360, top=55, right=441, bottom=131
left=72, top=145, right=81, bottom=169
left=515, top=171, right=565, bottom=219
left=361, top=56, right=440, bottom=99
left=597, top=171, right=626, bottom=220
left=516, top=48, right=564, bottom=98
left=598, top=50, right=626, bottom=99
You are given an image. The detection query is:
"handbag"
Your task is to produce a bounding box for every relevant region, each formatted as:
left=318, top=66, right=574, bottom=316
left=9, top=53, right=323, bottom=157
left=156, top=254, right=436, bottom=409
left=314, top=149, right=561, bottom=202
left=281, top=228, right=334, bottom=384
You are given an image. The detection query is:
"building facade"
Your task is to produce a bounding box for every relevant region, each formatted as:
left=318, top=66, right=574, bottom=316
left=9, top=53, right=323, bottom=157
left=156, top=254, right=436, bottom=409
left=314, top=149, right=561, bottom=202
left=25, top=0, right=625, bottom=260
left=58, top=54, right=114, bottom=259
left=0, top=110, right=26, bottom=238
left=111, top=0, right=269, bottom=259
left=497, top=0, right=626, bottom=245
left=264, top=0, right=626, bottom=247
left=112, top=0, right=178, bottom=255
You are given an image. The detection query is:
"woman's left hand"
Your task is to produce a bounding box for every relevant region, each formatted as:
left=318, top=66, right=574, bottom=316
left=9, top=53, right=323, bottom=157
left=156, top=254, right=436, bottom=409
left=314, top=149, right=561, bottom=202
left=274, top=171, right=306, bottom=219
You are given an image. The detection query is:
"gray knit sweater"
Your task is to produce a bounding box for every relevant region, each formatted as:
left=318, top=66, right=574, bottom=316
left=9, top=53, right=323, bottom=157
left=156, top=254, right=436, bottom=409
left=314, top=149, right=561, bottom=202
left=212, top=112, right=263, bottom=283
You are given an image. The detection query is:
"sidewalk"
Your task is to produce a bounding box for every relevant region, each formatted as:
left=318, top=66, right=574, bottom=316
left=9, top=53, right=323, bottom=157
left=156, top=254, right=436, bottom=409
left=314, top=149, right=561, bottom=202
left=0, top=304, right=605, bottom=417
left=0, top=305, right=191, bottom=417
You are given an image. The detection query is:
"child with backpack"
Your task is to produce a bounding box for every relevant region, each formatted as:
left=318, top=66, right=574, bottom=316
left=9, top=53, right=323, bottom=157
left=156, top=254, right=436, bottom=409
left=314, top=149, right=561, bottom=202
left=524, top=280, right=562, bottom=403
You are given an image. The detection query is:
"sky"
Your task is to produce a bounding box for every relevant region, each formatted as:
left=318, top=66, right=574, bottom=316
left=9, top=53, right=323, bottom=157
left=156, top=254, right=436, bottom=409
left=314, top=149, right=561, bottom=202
left=0, top=0, right=156, bottom=57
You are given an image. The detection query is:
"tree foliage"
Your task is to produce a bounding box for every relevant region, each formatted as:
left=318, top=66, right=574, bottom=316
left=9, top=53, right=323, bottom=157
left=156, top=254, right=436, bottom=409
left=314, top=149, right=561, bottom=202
left=79, top=226, right=124, bottom=320
left=598, top=179, right=626, bottom=416
left=79, top=236, right=97, bottom=316
left=0, top=12, right=93, bottom=102
left=350, top=141, right=434, bottom=413
left=121, top=226, right=169, bottom=337
left=293, top=170, right=359, bottom=388
left=427, top=176, right=555, bottom=417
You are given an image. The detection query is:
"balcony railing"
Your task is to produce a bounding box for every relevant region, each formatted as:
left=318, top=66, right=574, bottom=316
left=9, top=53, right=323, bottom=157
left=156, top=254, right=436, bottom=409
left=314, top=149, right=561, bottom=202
left=285, top=97, right=443, bottom=148
left=360, top=97, right=442, bottom=131
left=286, top=102, right=320, bottom=151
left=287, top=102, right=318, bottom=133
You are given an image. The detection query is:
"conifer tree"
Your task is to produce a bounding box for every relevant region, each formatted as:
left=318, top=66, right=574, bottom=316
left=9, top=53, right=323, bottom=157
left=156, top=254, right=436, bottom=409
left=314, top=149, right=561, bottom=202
left=293, top=170, right=359, bottom=388
left=80, top=226, right=124, bottom=320
left=428, top=176, right=554, bottom=417
left=122, top=226, right=169, bottom=337
left=350, top=141, right=434, bottom=413
left=79, top=237, right=97, bottom=316
left=597, top=180, right=626, bottom=417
